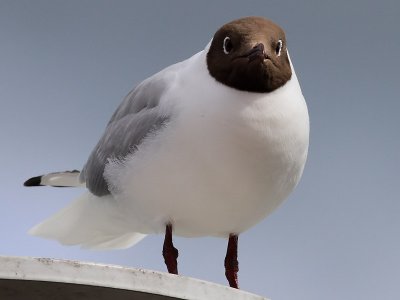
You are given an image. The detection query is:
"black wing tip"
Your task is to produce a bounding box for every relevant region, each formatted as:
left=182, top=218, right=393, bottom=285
left=24, top=176, right=43, bottom=187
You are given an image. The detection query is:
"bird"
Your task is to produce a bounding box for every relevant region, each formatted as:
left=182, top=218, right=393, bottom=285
left=24, top=16, right=309, bottom=289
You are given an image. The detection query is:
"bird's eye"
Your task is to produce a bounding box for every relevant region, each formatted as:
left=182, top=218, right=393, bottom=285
left=275, top=39, right=283, bottom=56
left=223, top=37, right=233, bottom=54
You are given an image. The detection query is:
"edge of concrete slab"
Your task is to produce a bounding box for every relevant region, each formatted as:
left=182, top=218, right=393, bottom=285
left=0, top=256, right=269, bottom=300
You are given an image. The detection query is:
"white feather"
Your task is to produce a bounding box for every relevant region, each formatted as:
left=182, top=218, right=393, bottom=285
left=104, top=48, right=309, bottom=238
left=29, top=192, right=146, bottom=249
left=29, top=46, right=309, bottom=247
left=41, top=171, right=85, bottom=187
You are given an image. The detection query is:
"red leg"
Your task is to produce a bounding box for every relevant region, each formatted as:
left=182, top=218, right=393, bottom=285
left=225, top=234, right=239, bottom=289
left=162, top=223, right=179, bottom=274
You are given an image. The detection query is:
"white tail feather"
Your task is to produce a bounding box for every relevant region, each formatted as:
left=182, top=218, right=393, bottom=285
left=41, top=170, right=84, bottom=187
left=29, top=192, right=146, bottom=250
left=24, top=170, right=85, bottom=187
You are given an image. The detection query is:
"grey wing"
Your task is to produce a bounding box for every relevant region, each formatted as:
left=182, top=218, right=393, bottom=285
left=80, top=76, right=170, bottom=196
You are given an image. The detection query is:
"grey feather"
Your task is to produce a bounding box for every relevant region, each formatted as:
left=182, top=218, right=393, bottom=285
left=81, top=76, right=171, bottom=196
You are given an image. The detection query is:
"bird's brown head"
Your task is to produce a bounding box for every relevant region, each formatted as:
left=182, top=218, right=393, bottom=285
left=207, top=16, right=292, bottom=93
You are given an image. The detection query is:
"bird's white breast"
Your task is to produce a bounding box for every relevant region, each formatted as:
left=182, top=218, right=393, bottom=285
left=105, top=50, right=309, bottom=237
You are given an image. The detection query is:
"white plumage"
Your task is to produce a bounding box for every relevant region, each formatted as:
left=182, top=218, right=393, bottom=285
left=29, top=45, right=309, bottom=249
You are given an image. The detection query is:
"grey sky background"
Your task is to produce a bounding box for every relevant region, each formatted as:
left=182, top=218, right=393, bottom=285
left=1, top=1, right=399, bottom=299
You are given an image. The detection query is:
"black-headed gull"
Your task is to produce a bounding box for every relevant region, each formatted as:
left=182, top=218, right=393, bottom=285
left=25, top=16, right=309, bottom=289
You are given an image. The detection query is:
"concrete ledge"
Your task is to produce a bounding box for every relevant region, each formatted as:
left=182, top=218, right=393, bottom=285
left=0, top=256, right=269, bottom=300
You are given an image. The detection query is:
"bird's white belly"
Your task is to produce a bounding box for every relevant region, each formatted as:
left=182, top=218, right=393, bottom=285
left=105, top=93, right=309, bottom=238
